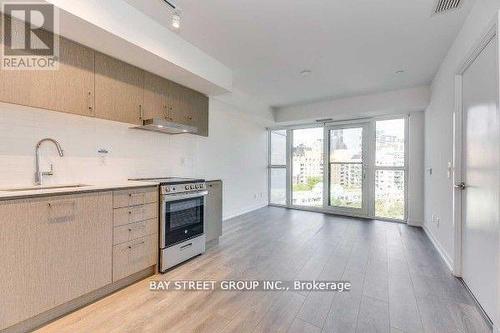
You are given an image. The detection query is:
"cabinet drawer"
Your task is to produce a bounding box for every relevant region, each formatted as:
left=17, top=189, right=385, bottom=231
left=113, top=203, right=157, bottom=227
left=113, top=218, right=158, bottom=245
left=113, top=234, right=157, bottom=282
left=113, top=187, right=157, bottom=208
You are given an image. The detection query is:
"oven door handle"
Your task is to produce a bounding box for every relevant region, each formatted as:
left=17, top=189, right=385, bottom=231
left=162, top=191, right=208, bottom=202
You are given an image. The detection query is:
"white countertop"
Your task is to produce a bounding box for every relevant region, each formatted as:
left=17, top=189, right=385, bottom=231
left=0, top=181, right=159, bottom=201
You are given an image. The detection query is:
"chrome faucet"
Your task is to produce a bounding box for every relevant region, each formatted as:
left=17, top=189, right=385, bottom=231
left=35, top=138, right=64, bottom=185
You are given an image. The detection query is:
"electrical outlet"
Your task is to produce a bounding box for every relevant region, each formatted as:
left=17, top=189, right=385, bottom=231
left=432, top=215, right=440, bottom=227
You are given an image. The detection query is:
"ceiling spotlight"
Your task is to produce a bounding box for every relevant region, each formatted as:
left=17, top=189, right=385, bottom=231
left=172, top=10, right=181, bottom=29
left=395, top=70, right=405, bottom=74
left=300, top=69, right=312, bottom=77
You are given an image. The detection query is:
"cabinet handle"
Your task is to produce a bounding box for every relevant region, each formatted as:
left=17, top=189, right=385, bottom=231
left=128, top=224, right=146, bottom=232
left=48, top=200, right=76, bottom=208
left=129, top=193, right=145, bottom=204
left=128, top=241, right=145, bottom=249
left=87, top=91, right=93, bottom=114
left=139, top=104, right=144, bottom=120
left=48, top=201, right=76, bottom=221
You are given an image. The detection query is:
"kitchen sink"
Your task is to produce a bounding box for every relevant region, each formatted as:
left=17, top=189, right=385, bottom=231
left=0, top=184, right=90, bottom=192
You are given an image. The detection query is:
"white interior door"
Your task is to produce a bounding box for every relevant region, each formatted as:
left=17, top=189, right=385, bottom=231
left=461, top=34, right=499, bottom=323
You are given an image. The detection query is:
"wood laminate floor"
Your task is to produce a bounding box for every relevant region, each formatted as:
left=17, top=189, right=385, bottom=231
left=37, top=207, right=492, bottom=333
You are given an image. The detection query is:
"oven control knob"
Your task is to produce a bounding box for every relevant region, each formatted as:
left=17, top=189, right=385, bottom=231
left=190, top=185, right=195, bottom=190
left=185, top=185, right=190, bottom=190
left=195, top=184, right=199, bottom=189
left=165, top=187, right=170, bottom=192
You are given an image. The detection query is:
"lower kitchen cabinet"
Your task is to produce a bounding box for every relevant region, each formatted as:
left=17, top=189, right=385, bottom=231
left=112, top=233, right=158, bottom=282
left=205, top=180, right=223, bottom=244
left=111, top=187, right=159, bottom=282
left=0, top=186, right=159, bottom=331
left=0, top=192, right=113, bottom=330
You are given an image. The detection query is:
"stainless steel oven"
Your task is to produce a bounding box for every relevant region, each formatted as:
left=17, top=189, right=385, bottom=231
left=129, top=177, right=208, bottom=272
left=161, top=189, right=207, bottom=248
left=159, top=179, right=207, bottom=272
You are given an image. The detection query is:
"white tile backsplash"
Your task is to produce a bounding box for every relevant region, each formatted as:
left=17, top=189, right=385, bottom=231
left=0, top=99, right=270, bottom=219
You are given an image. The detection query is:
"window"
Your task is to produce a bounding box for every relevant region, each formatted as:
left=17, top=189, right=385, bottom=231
left=374, top=119, right=406, bottom=220
left=269, top=130, right=287, bottom=205
left=292, top=128, right=323, bottom=207
left=329, top=127, right=364, bottom=209
left=268, top=117, right=407, bottom=222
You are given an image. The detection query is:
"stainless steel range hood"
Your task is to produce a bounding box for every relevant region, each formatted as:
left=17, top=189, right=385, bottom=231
left=132, top=118, right=198, bottom=135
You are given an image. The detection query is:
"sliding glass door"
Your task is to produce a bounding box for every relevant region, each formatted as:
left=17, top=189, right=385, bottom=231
left=326, top=123, right=368, bottom=216
left=291, top=127, right=324, bottom=207
left=268, top=116, right=407, bottom=222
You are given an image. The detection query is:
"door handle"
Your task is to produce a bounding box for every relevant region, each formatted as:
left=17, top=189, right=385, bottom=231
left=180, top=243, right=193, bottom=250
left=454, top=182, right=466, bottom=190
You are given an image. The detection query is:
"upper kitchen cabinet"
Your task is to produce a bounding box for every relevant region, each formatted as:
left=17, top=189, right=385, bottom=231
left=165, top=80, right=187, bottom=124
left=0, top=16, right=94, bottom=116
left=30, top=37, right=95, bottom=117
left=193, top=91, right=209, bottom=137
left=167, top=81, right=209, bottom=136
left=182, top=86, right=209, bottom=137
left=94, top=52, right=145, bottom=125
left=143, top=71, right=168, bottom=120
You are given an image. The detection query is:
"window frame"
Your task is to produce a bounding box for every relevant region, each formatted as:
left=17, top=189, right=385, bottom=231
left=267, top=114, right=409, bottom=223
left=268, top=129, right=289, bottom=206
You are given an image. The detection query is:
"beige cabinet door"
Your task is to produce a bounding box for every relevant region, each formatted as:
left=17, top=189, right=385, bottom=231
left=167, top=83, right=209, bottom=136
left=143, top=72, right=169, bottom=120
left=29, top=36, right=95, bottom=116
left=166, top=80, right=186, bottom=124
left=95, top=52, right=144, bottom=125
left=0, top=192, right=113, bottom=330
left=0, top=16, right=33, bottom=106
left=194, top=92, right=209, bottom=137
left=0, top=16, right=94, bottom=116
left=205, top=180, right=223, bottom=243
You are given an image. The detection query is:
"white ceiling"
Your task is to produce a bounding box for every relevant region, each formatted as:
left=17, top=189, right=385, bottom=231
left=125, top=0, right=475, bottom=108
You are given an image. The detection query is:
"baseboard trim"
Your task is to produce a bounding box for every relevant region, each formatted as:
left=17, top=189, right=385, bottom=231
left=423, top=224, right=454, bottom=272
left=223, top=203, right=268, bottom=221
left=407, top=219, right=423, bottom=227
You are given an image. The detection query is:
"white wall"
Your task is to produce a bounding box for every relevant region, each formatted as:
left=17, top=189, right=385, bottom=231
left=425, top=0, right=500, bottom=268
left=274, top=86, right=430, bottom=124
left=0, top=99, right=270, bottom=220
